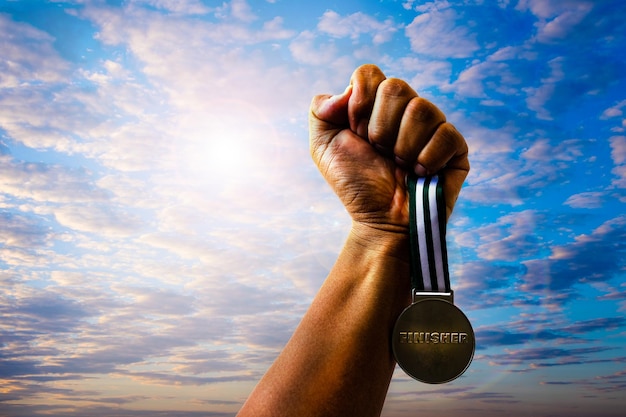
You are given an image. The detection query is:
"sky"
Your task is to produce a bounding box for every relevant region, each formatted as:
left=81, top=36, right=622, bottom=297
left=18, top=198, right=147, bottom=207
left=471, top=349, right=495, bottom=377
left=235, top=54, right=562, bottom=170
left=1, top=0, right=625, bottom=416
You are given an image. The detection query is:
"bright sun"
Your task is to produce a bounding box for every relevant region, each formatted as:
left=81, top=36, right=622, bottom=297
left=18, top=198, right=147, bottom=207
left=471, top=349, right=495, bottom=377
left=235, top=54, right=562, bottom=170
left=180, top=100, right=279, bottom=184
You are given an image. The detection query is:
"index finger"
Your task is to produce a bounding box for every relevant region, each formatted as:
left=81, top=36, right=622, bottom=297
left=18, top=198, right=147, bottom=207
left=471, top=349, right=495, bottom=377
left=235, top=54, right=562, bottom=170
left=348, top=64, right=387, bottom=139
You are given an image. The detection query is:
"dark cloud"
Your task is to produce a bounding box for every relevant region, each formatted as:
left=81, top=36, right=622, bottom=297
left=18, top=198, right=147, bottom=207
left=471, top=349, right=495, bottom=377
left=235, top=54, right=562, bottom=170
left=561, top=317, right=626, bottom=334
left=0, top=210, right=52, bottom=247
left=522, top=216, right=626, bottom=295
left=0, top=403, right=233, bottom=417
left=476, top=328, right=564, bottom=348
left=486, top=345, right=618, bottom=368
left=475, top=315, right=626, bottom=353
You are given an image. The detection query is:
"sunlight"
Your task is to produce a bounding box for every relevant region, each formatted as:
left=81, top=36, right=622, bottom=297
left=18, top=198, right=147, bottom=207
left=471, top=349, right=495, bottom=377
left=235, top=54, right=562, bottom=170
left=193, top=120, right=256, bottom=177
left=180, top=100, right=279, bottom=184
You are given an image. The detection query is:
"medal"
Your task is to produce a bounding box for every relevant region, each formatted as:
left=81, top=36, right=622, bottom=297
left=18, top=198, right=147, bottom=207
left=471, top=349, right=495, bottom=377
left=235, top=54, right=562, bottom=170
left=392, top=175, right=475, bottom=384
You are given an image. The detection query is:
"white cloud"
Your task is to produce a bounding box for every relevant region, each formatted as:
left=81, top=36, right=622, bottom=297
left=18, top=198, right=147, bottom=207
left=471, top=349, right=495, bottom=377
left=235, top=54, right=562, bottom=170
left=521, top=138, right=582, bottom=162
left=491, top=45, right=539, bottom=62
left=521, top=215, right=626, bottom=296
left=564, top=192, right=605, bottom=209
left=611, top=136, right=626, bottom=188
left=0, top=14, right=69, bottom=87
left=451, top=60, right=511, bottom=98
left=610, top=136, right=626, bottom=165
left=612, top=164, right=626, bottom=189
left=230, top=0, right=257, bottom=22
left=405, top=8, right=479, bottom=58
left=120, top=286, right=196, bottom=315
left=410, top=0, right=452, bottom=13
left=0, top=155, right=109, bottom=204
left=397, top=57, right=452, bottom=92
left=443, top=114, right=529, bottom=207
left=317, top=10, right=398, bottom=44
left=80, top=4, right=306, bottom=127
left=601, top=100, right=626, bottom=119
left=523, top=57, right=566, bottom=120
left=52, top=204, right=145, bottom=237
left=131, top=0, right=211, bottom=15
left=447, top=45, right=537, bottom=98
left=457, top=210, right=543, bottom=261
left=2, top=2, right=624, bottom=414
left=289, top=30, right=338, bottom=65
left=536, top=5, right=592, bottom=42
left=516, top=0, right=594, bottom=43
left=0, top=211, right=52, bottom=247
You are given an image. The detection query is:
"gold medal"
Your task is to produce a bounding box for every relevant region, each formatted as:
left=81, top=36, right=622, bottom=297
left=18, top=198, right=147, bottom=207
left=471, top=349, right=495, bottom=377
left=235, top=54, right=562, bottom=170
left=393, top=175, right=475, bottom=383
left=393, top=293, right=474, bottom=384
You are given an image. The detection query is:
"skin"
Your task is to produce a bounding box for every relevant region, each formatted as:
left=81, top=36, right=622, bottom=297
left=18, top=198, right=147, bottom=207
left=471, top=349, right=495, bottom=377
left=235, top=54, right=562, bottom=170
left=237, top=64, right=469, bottom=417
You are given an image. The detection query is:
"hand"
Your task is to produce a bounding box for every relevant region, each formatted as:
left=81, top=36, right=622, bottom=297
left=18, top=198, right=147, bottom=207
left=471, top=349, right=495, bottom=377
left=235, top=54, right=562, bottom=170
left=309, top=64, right=469, bottom=233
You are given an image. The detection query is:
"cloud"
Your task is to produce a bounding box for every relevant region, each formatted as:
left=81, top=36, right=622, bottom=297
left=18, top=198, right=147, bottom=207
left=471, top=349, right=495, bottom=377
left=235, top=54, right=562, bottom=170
left=289, top=30, right=338, bottom=65
left=450, top=260, right=525, bottom=311
left=601, top=100, right=626, bottom=119
left=613, top=164, right=626, bottom=189
left=0, top=210, right=52, bottom=247
left=0, top=155, right=109, bottom=204
left=0, top=14, right=69, bottom=87
left=516, top=0, right=593, bottom=43
left=476, top=327, right=563, bottom=348
left=131, top=0, right=211, bottom=15
left=475, top=316, right=626, bottom=354
left=317, top=10, right=398, bottom=44
left=563, top=192, right=605, bottom=209
left=521, top=215, right=626, bottom=295
left=51, top=204, right=145, bottom=237
left=610, top=135, right=626, bottom=165
left=457, top=210, right=543, bottom=262
left=405, top=8, right=479, bottom=58
left=229, top=0, right=257, bottom=22
left=451, top=60, right=513, bottom=98
left=1, top=1, right=625, bottom=415
left=487, top=345, right=616, bottom=368
left=522, top=57, right=565, bottom=120
left=80, top=3, right=301, bottom=119
left=561, top=317, right=626, bottom=334
left=394, top=57, right=452, bottom=92
left=521, top=138, right=582, bottom=162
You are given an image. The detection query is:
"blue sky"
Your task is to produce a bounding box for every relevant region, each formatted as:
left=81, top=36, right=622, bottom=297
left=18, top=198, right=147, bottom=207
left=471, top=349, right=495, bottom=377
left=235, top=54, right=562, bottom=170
left=1, top=0, right=625, bottom=416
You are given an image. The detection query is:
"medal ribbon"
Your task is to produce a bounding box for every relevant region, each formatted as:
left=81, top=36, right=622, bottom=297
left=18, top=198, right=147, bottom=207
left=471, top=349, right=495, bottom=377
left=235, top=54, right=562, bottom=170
left=407, top=175, right=451, bottom=293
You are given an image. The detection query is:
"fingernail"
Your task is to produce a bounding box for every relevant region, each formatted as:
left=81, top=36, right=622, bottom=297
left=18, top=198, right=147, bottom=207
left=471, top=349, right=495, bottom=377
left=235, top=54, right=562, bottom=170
left=414, top=163, right=428, bottom=176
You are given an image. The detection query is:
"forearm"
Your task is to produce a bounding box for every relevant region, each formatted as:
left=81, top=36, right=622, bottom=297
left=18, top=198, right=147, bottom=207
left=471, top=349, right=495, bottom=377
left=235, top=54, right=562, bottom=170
left=237, top=224, right=411, bottom=417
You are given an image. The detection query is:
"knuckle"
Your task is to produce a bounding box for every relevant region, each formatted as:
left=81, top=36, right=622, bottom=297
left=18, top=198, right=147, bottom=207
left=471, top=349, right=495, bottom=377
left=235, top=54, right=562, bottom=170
left=405, top=97, right=445, bottom=124
left=368, top=125, right=387, bottom=145
left=353, top=64, right=385, bottom=81
left=378, top=78, right=414, bottom=98
left=438, top=123, right=467, bottom=151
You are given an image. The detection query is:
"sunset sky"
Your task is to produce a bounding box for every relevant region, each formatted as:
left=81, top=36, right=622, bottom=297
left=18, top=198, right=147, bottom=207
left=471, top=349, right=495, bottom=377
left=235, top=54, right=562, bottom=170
left=1, top=0, right=625, bottom=416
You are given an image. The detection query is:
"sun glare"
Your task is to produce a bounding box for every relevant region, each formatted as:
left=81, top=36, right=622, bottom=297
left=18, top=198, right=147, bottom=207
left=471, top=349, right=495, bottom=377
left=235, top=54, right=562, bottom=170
left=180, top=101, right=279, bottom=184
left=199, top=122, right=254, bottom=175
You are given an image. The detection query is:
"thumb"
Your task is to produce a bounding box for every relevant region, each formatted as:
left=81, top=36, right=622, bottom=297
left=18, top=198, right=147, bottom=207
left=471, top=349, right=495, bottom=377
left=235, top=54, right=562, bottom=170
left=309, top=85, right=353, bottom=166
left=310, top=85, right=352, bottom=127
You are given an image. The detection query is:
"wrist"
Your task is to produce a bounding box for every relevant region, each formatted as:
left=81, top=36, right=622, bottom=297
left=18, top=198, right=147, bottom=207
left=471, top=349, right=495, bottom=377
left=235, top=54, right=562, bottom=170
left=340, top=221, right=412, bottom=318
left=348, top=221, right=410, bottom=264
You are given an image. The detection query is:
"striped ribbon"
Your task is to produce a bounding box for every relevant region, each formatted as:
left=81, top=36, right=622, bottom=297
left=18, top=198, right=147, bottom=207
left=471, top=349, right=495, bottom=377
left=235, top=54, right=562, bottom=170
left=407, top=175, right=451, bottom=293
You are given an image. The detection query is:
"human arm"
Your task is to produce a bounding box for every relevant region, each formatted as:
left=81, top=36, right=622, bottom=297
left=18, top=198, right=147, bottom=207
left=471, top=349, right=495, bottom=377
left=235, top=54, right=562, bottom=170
left=236, top=64, right=469, bottom=417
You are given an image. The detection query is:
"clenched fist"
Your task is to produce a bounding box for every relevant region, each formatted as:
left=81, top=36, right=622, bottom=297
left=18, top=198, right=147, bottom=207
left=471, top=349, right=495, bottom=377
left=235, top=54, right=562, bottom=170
left=309, top=64, right=469, bottom=233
